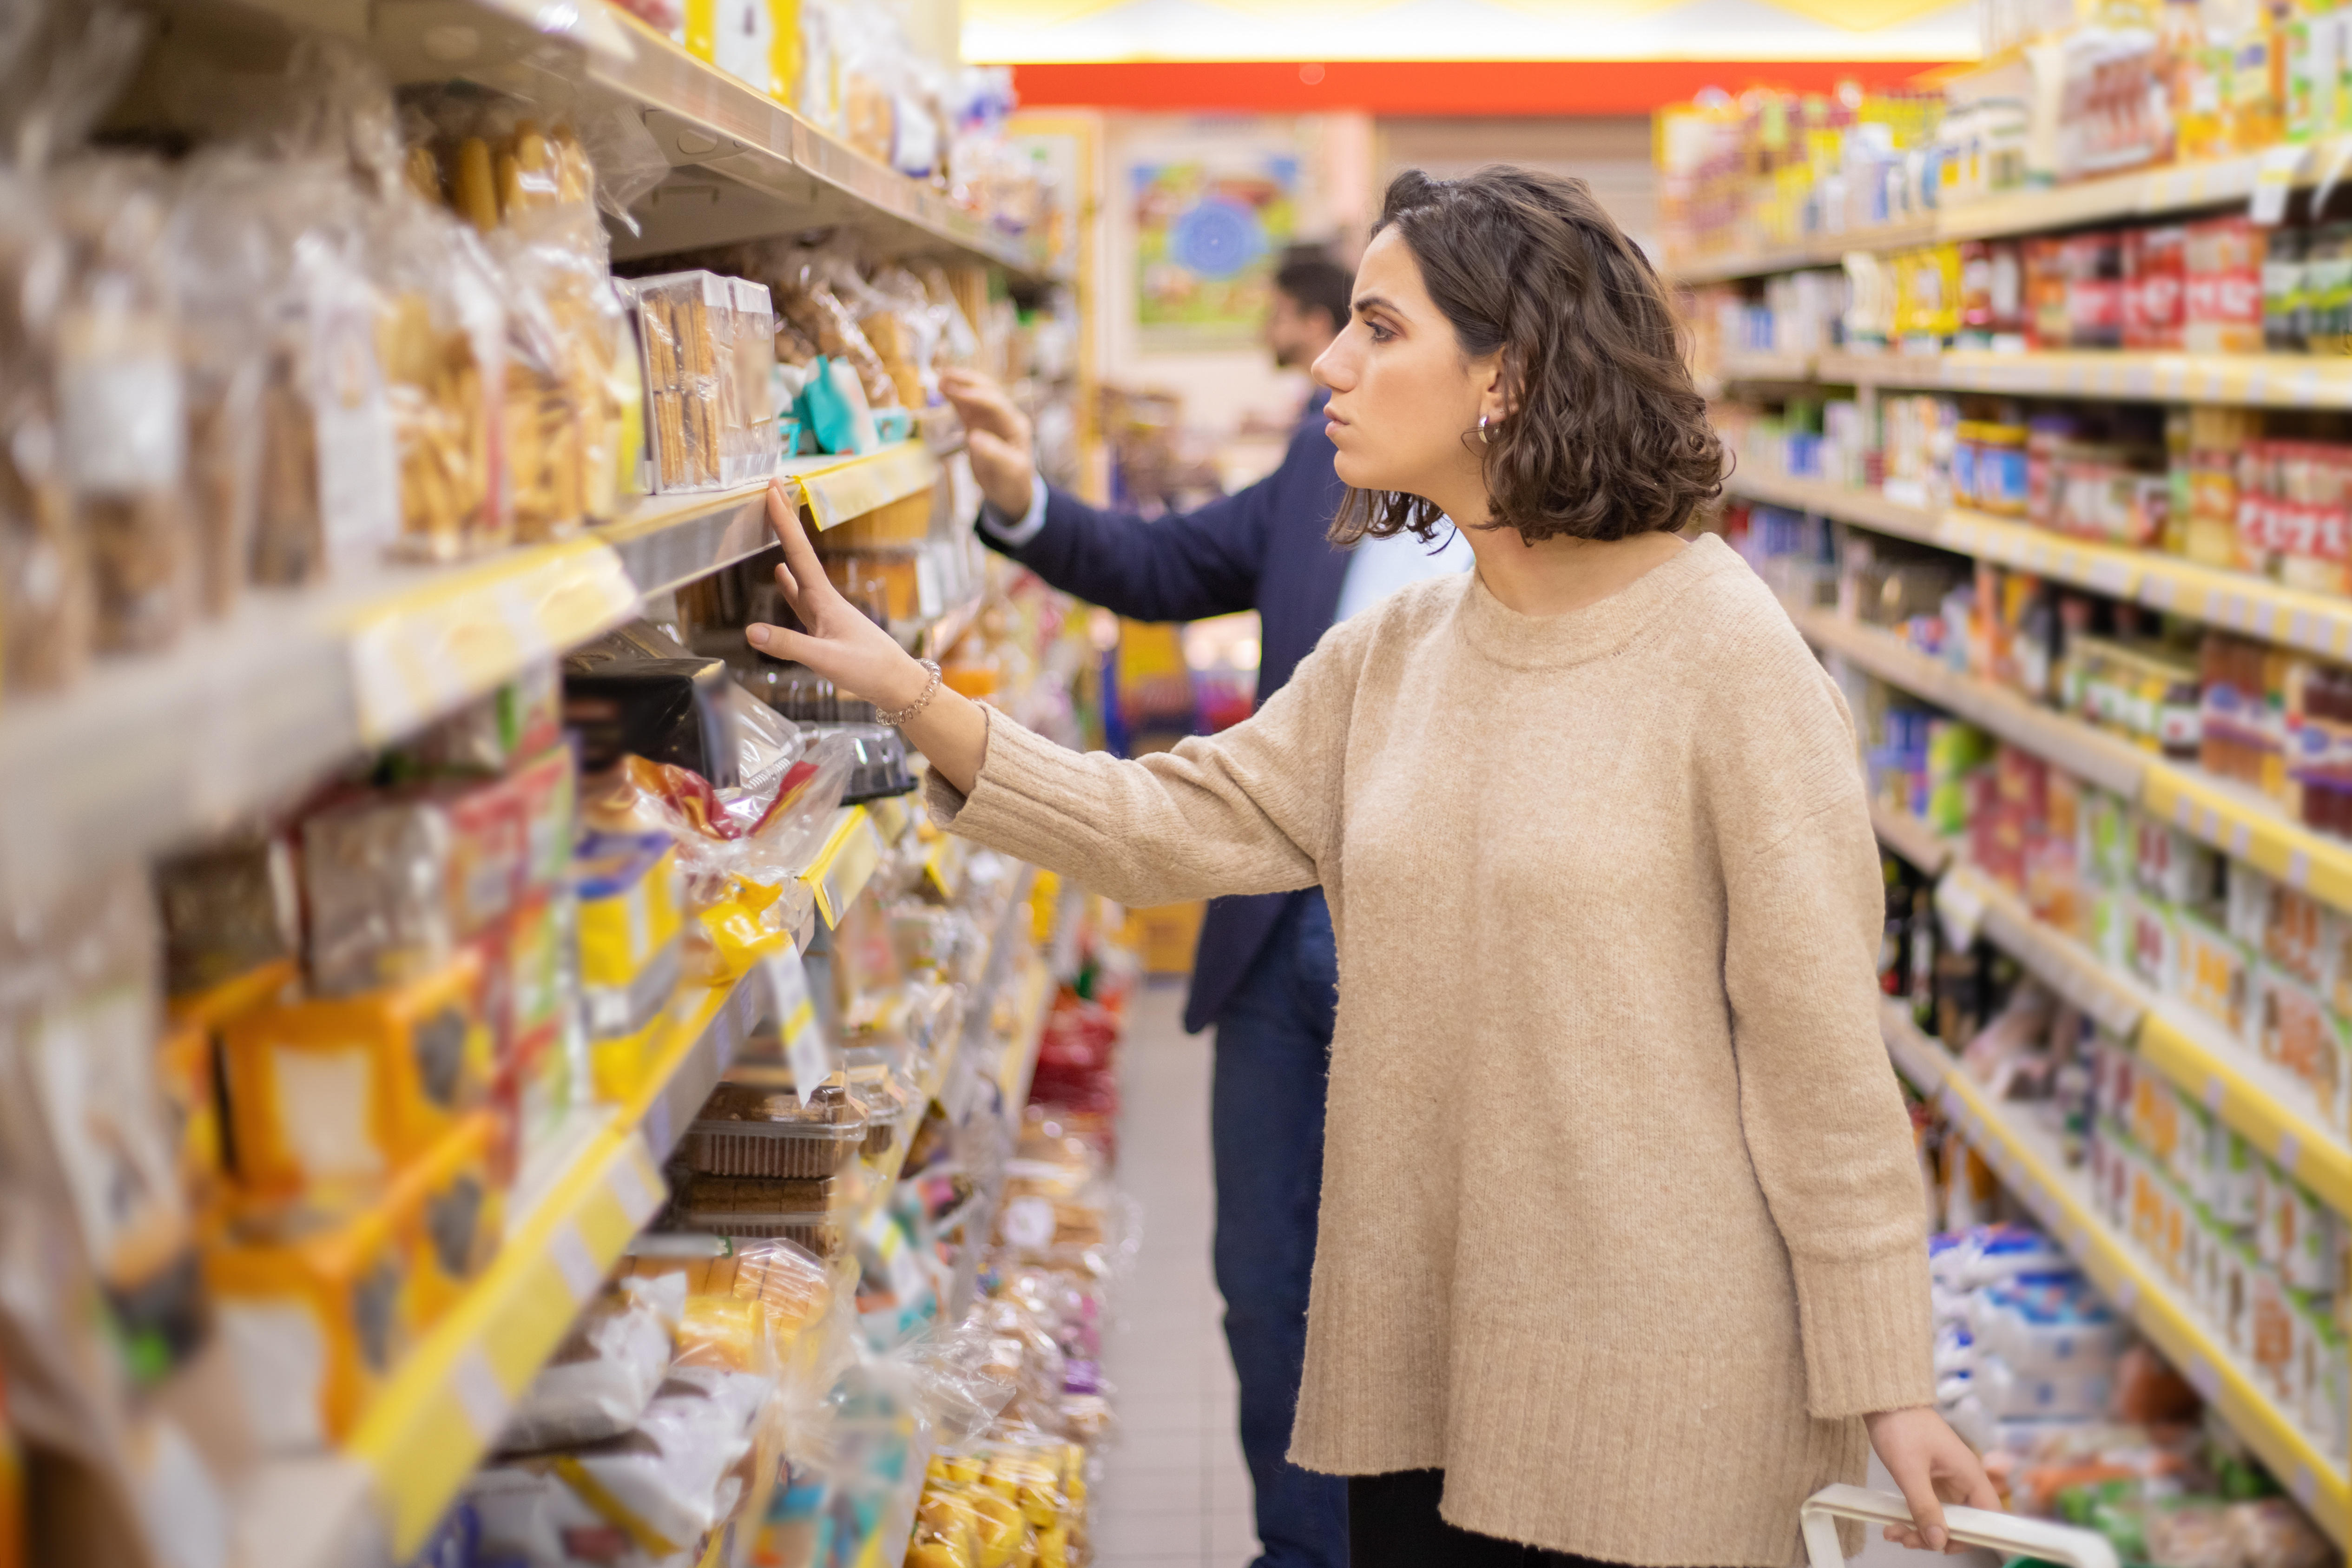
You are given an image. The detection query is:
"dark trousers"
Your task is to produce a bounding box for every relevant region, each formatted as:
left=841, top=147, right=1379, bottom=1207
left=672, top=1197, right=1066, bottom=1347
left=1350, top=1471, right=1676, bottom=1568
left=1212, top=888, right=1348, bottom=1568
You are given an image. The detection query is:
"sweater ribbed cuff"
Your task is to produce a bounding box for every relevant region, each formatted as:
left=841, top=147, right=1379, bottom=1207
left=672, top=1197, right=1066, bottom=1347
left=1792, top=1246, right=1937, bottom=1420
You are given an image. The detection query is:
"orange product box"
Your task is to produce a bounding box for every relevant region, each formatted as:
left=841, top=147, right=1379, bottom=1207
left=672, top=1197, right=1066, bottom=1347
left=205, top=1183, right=412, bottom=1449
left=398, top=1111, right=505, bottom=1329
left=162, top=959, right=300, bottom=1203
left=219, top=954, right=490, bottom=1194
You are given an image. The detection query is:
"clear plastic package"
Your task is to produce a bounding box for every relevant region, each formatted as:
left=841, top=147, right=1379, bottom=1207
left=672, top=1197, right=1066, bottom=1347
left=53, top=163, right=195, bottom=655
left=630, top=270, right=740, bottom=494
left=369, top=194, right=508, bottom=560
left=681, top=1080, right=868, bottom=1179
left=811, top=722, right=916, bottom=804
left=300, top=793, right=456, bottom=997
left=497, top=1279, right=679, bottom=1453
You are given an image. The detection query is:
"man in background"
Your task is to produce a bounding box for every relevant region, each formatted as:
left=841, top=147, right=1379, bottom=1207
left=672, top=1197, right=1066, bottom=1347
left=939, top=251, right=1469, bottom=1568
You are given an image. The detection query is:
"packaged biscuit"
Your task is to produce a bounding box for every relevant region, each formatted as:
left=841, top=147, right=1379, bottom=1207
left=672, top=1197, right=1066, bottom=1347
left=218, top=952, right=490, bottom=1194
left=497, top=1277, right=680, bottom=1453
left=206, top=1180, right=410, bottom=1449
left=369, top=195, right=508, bottom=560
left=0, top=870, right=207, bottom=1386
left=154, top=835, right=297, bottom=999
left=631, top=270, right=733, bottom=493
left=300, top=794, right=458, bottom=997
left=53, top=164, right=195, bottom=656
left=0, top=168, right=86, bottom=695
left=397, top=1111, right=504, bottom=1329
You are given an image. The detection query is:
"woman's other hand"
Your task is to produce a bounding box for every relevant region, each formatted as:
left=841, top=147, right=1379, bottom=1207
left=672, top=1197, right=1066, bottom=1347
left=745, top=480, right=991, bottom=795
left=1864, top=1406, right=2001, bottom=1553
left=745, top=479, right=930, bottom=712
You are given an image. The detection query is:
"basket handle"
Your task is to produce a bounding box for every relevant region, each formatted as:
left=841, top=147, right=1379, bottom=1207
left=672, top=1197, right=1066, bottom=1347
left=1800, top=1485, right=2119, bottom=1568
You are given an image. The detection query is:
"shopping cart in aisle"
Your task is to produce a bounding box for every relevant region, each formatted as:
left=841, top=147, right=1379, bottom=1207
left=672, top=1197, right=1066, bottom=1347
left=1803, top=1487, right=2120, bottom=1568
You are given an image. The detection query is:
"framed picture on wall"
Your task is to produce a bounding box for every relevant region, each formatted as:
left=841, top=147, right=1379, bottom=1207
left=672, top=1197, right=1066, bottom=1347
left=1131, top=154, right=1298, bottom=347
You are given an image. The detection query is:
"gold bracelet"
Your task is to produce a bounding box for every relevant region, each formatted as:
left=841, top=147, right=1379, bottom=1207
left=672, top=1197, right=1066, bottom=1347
left=873, top=658, right=942, bottom=727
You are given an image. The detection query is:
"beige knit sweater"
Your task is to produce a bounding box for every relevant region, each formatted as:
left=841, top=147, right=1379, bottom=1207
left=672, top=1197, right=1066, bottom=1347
left=928, top=533, right=1935, bottom=1565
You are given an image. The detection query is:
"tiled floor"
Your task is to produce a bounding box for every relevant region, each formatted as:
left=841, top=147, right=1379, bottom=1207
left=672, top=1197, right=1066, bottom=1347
left=1094, top=980, right=1264, bottom=1568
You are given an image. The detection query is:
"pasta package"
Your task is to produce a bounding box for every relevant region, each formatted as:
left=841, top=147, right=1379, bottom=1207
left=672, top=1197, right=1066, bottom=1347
left=370, top=197, right=509, bottom=560
left=628, top=269, right=776, bottom=493
left=53, top=166, right=195, bottom=656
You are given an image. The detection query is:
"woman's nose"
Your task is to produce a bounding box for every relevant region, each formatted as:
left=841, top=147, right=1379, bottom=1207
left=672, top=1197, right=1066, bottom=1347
left=1311, top=339, right=1348, bottom=391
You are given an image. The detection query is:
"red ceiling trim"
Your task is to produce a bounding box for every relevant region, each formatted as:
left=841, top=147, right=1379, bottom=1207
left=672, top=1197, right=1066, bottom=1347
left=1006, top=59, right=1958, bottom=116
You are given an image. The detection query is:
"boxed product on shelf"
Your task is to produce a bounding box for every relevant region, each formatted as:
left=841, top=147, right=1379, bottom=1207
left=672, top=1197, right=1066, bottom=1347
left=627, top=270, right=780, bottom=494
left=217, top=951, right=493, bottom=1193
left=573, top=832, right=685, bottom=1100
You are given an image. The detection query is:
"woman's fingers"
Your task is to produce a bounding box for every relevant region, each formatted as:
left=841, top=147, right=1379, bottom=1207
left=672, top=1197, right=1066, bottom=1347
left=766, top=479, right=833, bottom=601
left=745, top=621, right=820, bottom=666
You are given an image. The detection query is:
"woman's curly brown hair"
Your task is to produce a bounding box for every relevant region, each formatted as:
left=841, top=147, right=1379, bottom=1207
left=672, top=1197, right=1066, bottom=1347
left=1331, top=165, right=1723, bottom=547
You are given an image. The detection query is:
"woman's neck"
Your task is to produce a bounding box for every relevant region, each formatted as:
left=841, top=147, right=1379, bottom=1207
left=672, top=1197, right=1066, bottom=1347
left=1462, top=519, right=1688, bottom=619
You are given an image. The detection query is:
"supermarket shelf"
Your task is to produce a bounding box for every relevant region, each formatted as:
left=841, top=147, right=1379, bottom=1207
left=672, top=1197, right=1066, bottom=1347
left=1668, top=150, right=2283, bottom=284
left=1670, top=218, right=1936, bottom=285
left=1000, top=957, right=1056, bottom=1107
left=1723, top=468, right=1945, bottom=547
left=1869, top=799, right=1952, bottom=876
left=599, top=486, right=775, bottom=600
left=344, top=1125, right=666, bottom=1557
left=1897, top=1000, right=2351, bottom=1545
left=2135, top=1001, right=2352, bottom=1219
left=1805, top=348, right=2352, bottom=410
left=595, top=439, right=942, bottom=597
left=0, top=538, right=638, bottom=912
left=1793, top=611, right=2150, bottom=797
left=782, top=441, right=943, bottom=532
left=1878, top=997, right=1951, bottom=1096
left=800, top=805, right=884, bottom=928
left=1717, top=350, right=1818, bottom=383
left=1727, top=470, right=2352, bottom=662
left=1935, top=863, right=2352, bottom=1219
left=175, top=0, right=1060, bottom=281
left=586, top=7, right=1059, bottom=278
left=247, top=856, right=824, bottom=1566
left=2140, top=765, right=2352, bottom=923
left=1936, top=864, right=2146, bottom=1038
left=1797, top=601, right=2352, bottom=921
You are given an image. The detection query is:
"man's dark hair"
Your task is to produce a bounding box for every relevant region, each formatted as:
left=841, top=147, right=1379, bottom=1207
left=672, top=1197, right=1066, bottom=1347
left=1272, top=253, right=1352, bottom=336
left=1331, top=166, right=1723, bottom=547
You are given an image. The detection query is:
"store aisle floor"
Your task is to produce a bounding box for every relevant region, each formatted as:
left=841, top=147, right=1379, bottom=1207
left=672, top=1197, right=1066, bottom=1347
left=1094, top=980, right=1264, bottom=1567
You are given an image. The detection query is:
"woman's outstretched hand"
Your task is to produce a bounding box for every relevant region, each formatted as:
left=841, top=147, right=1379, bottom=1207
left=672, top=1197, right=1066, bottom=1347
left=1864, top=1406, right=2001, bottom=1553
left=745, top=479, right=926, bottom=710
left=744, top=480, right=990, bottom=795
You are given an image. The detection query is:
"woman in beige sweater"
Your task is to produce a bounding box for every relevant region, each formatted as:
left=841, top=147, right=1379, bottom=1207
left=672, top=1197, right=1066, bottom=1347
left=750, top=166, right=1996, bottom=1566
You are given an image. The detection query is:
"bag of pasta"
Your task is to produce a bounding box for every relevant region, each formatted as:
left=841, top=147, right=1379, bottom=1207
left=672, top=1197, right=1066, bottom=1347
left=409, top=105, right=633, bottom=534
left=368, top=190, right=508, bottom=560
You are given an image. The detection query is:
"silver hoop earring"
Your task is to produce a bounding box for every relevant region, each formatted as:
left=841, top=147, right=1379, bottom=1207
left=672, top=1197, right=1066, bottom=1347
left=1478, top=415, right=1491, bottom=444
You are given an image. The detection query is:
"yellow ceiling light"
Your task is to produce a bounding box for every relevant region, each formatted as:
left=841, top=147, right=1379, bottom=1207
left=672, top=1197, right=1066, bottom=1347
left=963, top=0, right=1135, bottom=26
left=1740, top=0, right=1966, bottom=28
left=1476, top=0, right=1692, bottom=19
left=1192, top=0, right=1414, bottom=16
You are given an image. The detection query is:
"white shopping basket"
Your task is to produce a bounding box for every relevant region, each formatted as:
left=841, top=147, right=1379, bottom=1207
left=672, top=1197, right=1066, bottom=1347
left=1801, top=1487, right=2121, bottom=1568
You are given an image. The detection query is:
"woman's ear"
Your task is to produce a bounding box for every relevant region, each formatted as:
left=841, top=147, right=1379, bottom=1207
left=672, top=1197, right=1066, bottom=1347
left=1475, top=354, right=1516, bottom=427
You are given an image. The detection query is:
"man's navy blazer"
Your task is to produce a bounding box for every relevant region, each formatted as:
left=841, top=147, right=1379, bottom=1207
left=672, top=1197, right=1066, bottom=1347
left=978, top=396, right=1350, bottom=1032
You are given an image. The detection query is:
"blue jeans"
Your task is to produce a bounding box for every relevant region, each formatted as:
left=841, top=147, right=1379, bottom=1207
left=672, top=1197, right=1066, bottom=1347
left=1212, top=889, right=1348, bottom=1568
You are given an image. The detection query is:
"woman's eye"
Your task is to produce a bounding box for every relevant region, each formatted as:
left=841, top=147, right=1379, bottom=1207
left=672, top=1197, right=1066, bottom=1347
left=1367, top=323, right=1394, bottom=343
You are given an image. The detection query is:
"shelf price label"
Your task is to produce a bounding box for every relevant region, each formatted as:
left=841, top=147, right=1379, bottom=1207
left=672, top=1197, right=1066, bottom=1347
left=763, top=952, right=835, bottom=1104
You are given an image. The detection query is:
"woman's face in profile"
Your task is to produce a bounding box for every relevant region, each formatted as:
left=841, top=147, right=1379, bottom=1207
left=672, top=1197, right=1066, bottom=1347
left=1310, top=227, right=1493, bottom=502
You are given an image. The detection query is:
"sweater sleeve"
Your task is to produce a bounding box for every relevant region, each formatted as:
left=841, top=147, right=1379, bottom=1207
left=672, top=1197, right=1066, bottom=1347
left=1714, top=646, right=1936, bottom=1421
left=922, top=622, right=1358, bottom=908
